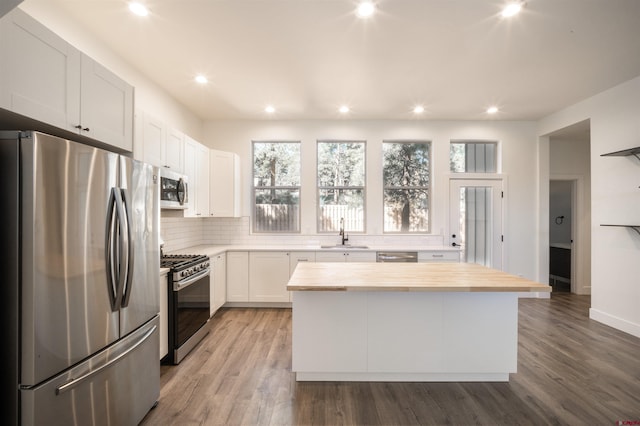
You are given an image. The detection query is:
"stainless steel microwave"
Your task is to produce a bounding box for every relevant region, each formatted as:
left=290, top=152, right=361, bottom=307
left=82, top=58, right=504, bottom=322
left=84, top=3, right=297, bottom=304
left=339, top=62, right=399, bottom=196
left=160, top=169, right=189, bottom=209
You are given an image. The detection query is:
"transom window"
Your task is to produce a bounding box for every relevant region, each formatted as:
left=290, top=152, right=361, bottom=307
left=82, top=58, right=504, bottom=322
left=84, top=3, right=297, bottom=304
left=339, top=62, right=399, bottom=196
left=252, top=141, right=301, bottom=233
left=317, top=141, right=366, bottom=233
left=383, top=141, right=430, bottom=233
left=450, top=141, right=498, bottom=173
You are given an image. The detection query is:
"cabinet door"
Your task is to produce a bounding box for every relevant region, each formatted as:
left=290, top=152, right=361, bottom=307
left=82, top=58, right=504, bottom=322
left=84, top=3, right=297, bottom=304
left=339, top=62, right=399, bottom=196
left=183, top=139, right=198, bottom=217
left=213, top=254, right=227, bottom=313
left=80, top=54, right=134, bottom=151
left=164, top=128, right=184, bottom=172
left=0, top=8, right=80, bottom=132
left=315, top=251, right=347, bottom=262
left=210, top=149, right=240, bottom=217
left=196, top=143, right=210, bottom=216
left=345, top=251, right=377, bottom=262
left=159, top=272, right=168, bottom=359
left=289, top=252, right=316, bottom=276
left=141, top=112, right=164, bottom=168
left=249, top=252, right=290, bottom=302
left=226, top=251, right=249, bottom=302
left=288, top=252, right=315, bottom=301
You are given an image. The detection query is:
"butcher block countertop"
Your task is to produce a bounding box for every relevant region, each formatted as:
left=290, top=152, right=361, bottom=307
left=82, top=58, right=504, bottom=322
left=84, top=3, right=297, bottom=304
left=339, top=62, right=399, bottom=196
left=287, top=262, right=551, bottom=293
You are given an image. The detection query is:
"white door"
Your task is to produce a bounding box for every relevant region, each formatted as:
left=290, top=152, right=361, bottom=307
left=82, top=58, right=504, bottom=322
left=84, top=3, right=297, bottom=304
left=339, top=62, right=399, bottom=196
left=449, top=179, right=503, bottom=269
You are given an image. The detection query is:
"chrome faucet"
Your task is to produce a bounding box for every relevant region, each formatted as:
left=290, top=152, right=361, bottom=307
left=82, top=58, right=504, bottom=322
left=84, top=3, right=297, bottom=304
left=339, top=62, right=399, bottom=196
left=339, top=217, right=349, bottom=245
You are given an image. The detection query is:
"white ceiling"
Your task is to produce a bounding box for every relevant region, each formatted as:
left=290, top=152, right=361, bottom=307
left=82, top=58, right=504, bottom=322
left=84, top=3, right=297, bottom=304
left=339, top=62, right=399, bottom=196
left=26, top=0, right=640, bottom=121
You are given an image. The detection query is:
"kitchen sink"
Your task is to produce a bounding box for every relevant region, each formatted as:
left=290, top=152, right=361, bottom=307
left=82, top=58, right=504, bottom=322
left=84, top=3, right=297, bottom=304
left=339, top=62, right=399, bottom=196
left=320, top=244, right=369, bottom=249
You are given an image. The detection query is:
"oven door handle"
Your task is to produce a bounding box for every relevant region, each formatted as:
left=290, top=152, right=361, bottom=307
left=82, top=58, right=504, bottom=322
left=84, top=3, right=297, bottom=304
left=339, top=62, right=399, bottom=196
left=174, top=268, right=210, bottom=291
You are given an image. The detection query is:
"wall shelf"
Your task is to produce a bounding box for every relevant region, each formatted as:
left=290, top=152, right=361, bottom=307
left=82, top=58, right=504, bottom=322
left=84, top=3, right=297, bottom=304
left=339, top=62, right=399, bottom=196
left=600, top=224, right=640, bottom=236
left=601, top=147, right=640, bottom=160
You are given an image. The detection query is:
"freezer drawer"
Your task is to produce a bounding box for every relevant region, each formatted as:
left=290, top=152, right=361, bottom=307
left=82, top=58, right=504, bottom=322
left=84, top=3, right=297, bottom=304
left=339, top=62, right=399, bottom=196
left=20, top=316, right=160, bottom=426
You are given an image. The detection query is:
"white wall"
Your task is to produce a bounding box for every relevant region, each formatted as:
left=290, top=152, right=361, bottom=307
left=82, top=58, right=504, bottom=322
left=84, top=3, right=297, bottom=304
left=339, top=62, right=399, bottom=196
left=18, top=2, right=203, bottom=141
left=203, top=119, right=539, bottom=279
left=539, top=75, right=640, bottom=337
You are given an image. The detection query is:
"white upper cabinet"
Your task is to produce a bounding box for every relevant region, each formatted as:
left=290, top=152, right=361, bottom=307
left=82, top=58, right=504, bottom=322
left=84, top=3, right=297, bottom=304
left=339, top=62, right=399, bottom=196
left=210, top=149, right=240, bottom=217
left=79, top=54, right=133, bottom=151
left=139, top=112, right=165, bottom=166
left=196, top=142, right=211, bottom=215
left=0, top=9, right=133, bottom=151
left=164, top=128, right=184, bottom=172
left=184, top=136, right=210, bottom=217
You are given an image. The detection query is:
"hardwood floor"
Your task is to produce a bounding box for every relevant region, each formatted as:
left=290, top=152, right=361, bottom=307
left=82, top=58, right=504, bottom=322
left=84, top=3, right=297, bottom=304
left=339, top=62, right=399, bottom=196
left=141, top=294, right=640, bottom=425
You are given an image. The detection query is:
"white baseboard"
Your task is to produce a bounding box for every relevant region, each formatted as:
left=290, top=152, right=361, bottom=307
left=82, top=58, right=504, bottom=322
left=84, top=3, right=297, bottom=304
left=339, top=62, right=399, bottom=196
left=589, top=308, right=640, bottom=338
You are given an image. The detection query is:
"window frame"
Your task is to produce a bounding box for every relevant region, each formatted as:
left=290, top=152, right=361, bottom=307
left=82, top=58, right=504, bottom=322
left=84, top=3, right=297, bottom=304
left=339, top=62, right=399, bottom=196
left=251, top=140, right=302, bottom=234
left=450, top=140, right=499, bottom=173
left=382, top=140, right=432, bottom=234
left=316, top=140, right=367, bottom=234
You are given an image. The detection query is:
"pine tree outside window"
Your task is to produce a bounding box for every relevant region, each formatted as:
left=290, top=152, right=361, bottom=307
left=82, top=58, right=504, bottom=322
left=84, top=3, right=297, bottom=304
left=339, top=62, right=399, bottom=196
left=317, top=141, right=366, bottom=233
left=382, top=141, right=430, bottom=233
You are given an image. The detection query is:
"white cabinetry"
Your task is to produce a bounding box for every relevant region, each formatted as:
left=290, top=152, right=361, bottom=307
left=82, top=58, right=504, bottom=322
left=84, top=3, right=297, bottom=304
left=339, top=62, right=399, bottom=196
left=79, top=55, right=133, bottom=151
left=139, top=112, right=164, bottom=166
left=164, top=127, right=184, bottom=172
left=226, top=251, right=249, bottom=302
left=184, top=136, right=210, bottom=217
left=159, top=271, right=169, bottom=359
left=288, top=252, right=316, bottom=301
left=210, top=149, right=240, bottom=217
left=0, top=9, right=133, bottom=151
left=315, top=251, right=376, bottom=262
left=418, top=251, right=460, bottom=262
left=248, top=252, right=290, bottom=302
left=210, top=253, right=226, bottom=316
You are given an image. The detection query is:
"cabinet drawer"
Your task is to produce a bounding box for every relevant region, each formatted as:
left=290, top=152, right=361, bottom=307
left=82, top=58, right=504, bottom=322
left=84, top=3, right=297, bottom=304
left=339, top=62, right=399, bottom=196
left=418, top=251, right=460, bottom=262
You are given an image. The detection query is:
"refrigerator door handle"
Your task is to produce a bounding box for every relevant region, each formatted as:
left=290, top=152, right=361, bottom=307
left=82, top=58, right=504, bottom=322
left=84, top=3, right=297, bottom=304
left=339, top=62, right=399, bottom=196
left=55, top=324, right=157, bottom=395
left=119, top=188, right=135, bottom=308
left=106, top=188, right=121, bottom=311
left=113, top=188, right=129, bottom=309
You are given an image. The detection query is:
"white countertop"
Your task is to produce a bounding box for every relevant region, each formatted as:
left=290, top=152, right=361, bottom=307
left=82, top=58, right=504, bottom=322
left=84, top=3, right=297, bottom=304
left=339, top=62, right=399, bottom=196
left=166, top=244, right=460, bottom=257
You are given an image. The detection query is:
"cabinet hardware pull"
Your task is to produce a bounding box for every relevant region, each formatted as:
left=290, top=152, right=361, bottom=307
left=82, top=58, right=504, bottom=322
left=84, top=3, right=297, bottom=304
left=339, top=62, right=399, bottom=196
left=83, top=127, right=90, bottom=132
left=74, top=125, right=82, bottom=129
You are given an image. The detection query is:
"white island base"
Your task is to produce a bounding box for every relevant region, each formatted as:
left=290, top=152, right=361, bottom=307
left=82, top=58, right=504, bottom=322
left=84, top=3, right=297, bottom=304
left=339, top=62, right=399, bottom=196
left=292, top=290, right=519, bottom=382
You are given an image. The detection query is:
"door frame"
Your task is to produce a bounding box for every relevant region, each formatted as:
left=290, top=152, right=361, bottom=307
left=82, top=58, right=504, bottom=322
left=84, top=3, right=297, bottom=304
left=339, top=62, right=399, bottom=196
left=549, top=174, right=587, bottom=294
left=448, top=175, right=506, bottom=270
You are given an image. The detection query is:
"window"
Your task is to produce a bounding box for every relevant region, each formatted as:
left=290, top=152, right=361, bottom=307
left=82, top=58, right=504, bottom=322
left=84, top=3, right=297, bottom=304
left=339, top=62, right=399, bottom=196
left=450, top=141, right=498, bottom=173
left=317, top=141, right=365, bottom=233
left=252, top=141, right=300, bottom=233
left=383, top=141, right=430, bottom=233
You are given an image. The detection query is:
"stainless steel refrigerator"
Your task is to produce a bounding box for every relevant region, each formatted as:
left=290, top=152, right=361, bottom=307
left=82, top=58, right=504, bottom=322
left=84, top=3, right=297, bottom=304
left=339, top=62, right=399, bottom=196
left=0, top=131, right=161, bottom=425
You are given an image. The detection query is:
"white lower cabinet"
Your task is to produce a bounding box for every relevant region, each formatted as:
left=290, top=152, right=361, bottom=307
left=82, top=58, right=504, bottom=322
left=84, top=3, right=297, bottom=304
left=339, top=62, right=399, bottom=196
left=210, top=253, right=226, bottom=316
left=288, top=252, right=316, bottom=301
left=159, top=271, right=168, bottom=359
left=315, top=251, right=377, bottom=262
left=226, top=251, right=249, bottom=302
left=249, top=252, right=290, bottom=302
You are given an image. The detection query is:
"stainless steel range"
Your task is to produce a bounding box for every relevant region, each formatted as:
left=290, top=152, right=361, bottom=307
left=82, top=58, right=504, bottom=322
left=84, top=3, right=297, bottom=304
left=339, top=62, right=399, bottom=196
left=161, top=254, right=211, bottom=364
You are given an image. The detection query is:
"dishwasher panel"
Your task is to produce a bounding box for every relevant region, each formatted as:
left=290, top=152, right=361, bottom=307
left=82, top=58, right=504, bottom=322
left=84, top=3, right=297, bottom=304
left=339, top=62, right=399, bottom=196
left=376, top=251, right=418, bottom=262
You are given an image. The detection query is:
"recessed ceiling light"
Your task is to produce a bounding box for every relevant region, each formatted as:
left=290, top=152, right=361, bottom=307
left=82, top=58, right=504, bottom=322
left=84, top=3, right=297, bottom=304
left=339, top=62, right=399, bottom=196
left=487, top=106, right=499, bottom=114
left=356, top=2, right=375, bottom=18
left=265, top=105, right=275, bottom=114
left=413, top=105, right=425, bottom=114
left=128, top=2, right=149, bottom=17
left=501, top=2, right=523, bottom=18
left=339, top=105, right=350, bottom=114
left=194, top=75, right=208, bottom=84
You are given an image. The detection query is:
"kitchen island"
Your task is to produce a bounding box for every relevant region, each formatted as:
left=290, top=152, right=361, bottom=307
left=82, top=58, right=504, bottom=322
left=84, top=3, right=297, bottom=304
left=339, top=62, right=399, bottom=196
left=288, top=262, right=551, bottom=382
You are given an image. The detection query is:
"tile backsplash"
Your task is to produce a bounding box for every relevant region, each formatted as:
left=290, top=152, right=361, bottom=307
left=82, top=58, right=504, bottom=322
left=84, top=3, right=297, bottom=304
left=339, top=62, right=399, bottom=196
left=161, top=212, right=445, bottom=252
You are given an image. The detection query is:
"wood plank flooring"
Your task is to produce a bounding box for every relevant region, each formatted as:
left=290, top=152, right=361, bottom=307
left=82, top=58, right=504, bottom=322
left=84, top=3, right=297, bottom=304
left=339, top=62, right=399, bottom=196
left=140, top=294, right=640, bottom=425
